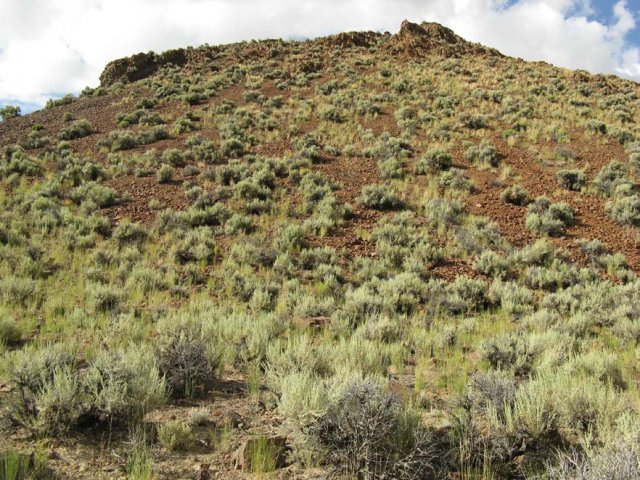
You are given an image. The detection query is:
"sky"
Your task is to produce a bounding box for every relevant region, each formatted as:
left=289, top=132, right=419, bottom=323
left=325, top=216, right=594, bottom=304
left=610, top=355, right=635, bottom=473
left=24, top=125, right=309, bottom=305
left=0, top=0, right=639, bottom=113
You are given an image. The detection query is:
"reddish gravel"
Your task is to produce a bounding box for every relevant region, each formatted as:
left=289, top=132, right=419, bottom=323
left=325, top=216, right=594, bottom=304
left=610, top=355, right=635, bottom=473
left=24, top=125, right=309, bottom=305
left=102, top=174, right=187, bottom=226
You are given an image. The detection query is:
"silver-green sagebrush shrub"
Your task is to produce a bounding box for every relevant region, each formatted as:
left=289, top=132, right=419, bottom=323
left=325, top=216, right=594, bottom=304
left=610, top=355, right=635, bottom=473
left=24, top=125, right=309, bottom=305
left=556, top=169, right=586, bottom=191
left=414, top=148, right=452, bottom=174
left=84, top=346, right=167, bottom=423
left=157, top=420, right=195, bottom=451
left=526, top=196, right=575, bottom=236
left=607, top=194, right=640, bottom=227
left=359, top=183, right=404, bottom=210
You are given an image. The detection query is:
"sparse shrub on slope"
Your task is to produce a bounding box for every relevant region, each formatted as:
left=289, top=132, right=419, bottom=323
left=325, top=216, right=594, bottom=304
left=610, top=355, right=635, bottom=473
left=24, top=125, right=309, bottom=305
left=414, top=148, right=452, bottom=174
left=592, top=161, right=629, bottom=196
left=58, top=119, right=94, bottom=140
left=466, top=140, right=499, bottom=167
left=526, top=196, right=574, bottom=236
left=308, top=380, right=436, bottom=479
left=83, top=346, right=167, bottom=423
left=556, top=169, right=586, bottom=191
left=501, top=184, right=529, bottom=205
left=607, top=194, right=640, bottom=227
left=359, top=183, right=404, bottom=210
left=157, top=328, right=219, bottom=398
left=0, top=105, right=21, bottom=121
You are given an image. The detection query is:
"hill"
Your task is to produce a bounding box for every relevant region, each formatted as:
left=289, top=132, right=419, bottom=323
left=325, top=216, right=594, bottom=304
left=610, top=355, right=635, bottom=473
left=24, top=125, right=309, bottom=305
left=1, top=20, right=640, bottom=479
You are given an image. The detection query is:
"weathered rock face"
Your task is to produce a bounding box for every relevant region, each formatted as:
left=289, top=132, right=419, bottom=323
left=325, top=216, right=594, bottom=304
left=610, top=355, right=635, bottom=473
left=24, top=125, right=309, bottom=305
left=388, top=20, right=503, bottom=58
left=320, top=30, right=381, bottom=49
left=99, top=46, right=217, bottom=87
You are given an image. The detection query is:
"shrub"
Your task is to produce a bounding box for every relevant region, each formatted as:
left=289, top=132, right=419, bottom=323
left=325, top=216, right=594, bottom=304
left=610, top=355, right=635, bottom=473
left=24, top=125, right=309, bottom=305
left=83, top=347, right=167, bottom=423
left=45, top=94, right=74, bottom=109
left=157, top=420, right=195, bottom=451
left=0, top=276, right=37, bottom=305
left=359, top=184, right=403, bottom=210
left=172, top=227, right=216, bottom=264
left=0, top=105, right=21, bottom=121
left=58, top=119, right=93, bottom=140
left=526, top=196, right=575, bottom=236
left=318, top=104, right=344, bottom=123
left=3, top=344, right=80, bottom=435
left=414, top=148, right=452, bottom=174
left=556, top=169, right=586, bottom=191
left=90, top=284, right=124, bottom=312
left=585, top=119, right=606, bottom=134
left=607, top=195, right=640, bottom=226
left=501, top=184, right=529, bottom=205
left=473, top=251, right=512, bottom=279
left=460, top=113, right=488, bottom=129
left=99, top=130, right=138, bottom=152
left=424, top=198, right=464, bottom=229
left=278, top=371, right=329, bottom=427
left=157, top=330, right=219, bottom=398
left=113, top=220, right=148, bottom=244
left=71, top=182, right=119, bottom=207
left=379, top=157, right=406, bottom=179
left=162, top=148, right=186, bottom=167
left=0, top=311, right=21, bottom=345
left=593, top=161, right=628, bottom=196
left=438, top=168, right=474, bottom=192
left=466, top=141, right=499, bottom=167
left=221, top=138, right=245, bottom=158
left=308, top=380, right=435, bottom=479
left=548, top=444, right=640, bottom=480
left=28, top=367, right=84, bottom=436
left=157, top=164, right=174, bottom=183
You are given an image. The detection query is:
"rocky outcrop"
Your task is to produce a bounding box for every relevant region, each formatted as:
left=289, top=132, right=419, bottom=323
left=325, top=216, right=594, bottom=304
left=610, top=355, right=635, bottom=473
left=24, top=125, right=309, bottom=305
left=387, top=20, right=503, bottom=58
left=321, top=30, right=381, bottom=49
left=98, top=20, right=503, bottom=88
left=99, top=46, right=217, bottom=87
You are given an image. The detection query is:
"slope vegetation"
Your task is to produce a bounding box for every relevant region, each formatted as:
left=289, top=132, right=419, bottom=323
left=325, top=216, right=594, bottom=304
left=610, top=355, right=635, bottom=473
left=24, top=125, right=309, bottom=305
left=1, top=20, right=640, bottom=479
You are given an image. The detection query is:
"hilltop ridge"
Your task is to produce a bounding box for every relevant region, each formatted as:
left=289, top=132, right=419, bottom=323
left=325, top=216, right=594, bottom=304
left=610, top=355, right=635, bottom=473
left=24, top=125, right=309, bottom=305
left=99, top=20, right=502, bottom=87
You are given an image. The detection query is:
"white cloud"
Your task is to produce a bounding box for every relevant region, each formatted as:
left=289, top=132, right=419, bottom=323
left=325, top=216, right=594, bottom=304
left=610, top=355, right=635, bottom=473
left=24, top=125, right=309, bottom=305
left=0, top=0, right=638, bottom=107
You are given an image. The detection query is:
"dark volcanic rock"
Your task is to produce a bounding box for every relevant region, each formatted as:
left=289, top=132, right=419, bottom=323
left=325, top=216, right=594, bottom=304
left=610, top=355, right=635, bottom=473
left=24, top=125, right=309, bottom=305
left=388, top=20, right=503, bottom=58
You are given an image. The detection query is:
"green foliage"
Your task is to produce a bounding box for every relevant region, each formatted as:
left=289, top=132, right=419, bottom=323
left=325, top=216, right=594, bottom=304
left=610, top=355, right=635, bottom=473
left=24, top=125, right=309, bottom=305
left=359, top=183, right=403, bottom=210
left=157, top=420, right=195, bottom=451
left=607, top=194, right=640, bottom=227
left=113, top=220, right=148, bottom=244
left=415, top=148, right=452, bottom=174
left=0, top=105, right=21, bottom=121
left=58, top=119, right=94, bottom=140
left=592, top=161, right=629, bottom=196
left=157, top=164, right=174, bottom=183
left=556, top=169, right=586, bottom=191
left=465, top=140, right=498, bottom=167
left=501, top=184, right=529, bottom=205
left=526, top=196, right=575, bottom=236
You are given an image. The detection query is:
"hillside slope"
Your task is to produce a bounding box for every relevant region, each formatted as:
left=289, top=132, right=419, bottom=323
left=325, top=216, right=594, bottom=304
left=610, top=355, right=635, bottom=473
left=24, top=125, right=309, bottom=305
left=1, top=20, right=640, bottom=479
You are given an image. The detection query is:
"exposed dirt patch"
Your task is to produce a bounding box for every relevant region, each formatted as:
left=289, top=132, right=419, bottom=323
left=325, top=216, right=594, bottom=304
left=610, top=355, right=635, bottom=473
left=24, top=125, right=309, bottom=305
left=463, top=131, right=640, bottom=270
left=103, top=174, right=188, bottom=226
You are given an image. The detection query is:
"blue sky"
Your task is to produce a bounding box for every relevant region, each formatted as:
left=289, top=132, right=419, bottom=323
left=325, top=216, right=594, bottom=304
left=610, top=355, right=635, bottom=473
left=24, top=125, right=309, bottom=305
left=1, top=0, right=639, bottom=114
